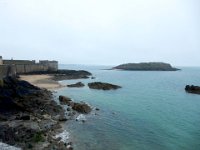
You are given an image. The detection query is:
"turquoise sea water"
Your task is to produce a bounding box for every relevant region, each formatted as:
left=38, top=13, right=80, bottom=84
left=56, top=65, right=200, bottom=150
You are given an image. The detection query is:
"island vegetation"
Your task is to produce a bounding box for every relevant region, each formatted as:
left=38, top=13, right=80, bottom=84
left=113, top=62, right=180, bottom=71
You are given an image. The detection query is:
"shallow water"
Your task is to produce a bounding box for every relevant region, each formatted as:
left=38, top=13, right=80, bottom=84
left=56, top=65, right=200, bottom=150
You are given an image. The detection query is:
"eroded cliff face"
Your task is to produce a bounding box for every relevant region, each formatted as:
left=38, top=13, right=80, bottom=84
left=113, top=62, right=180, bottom=71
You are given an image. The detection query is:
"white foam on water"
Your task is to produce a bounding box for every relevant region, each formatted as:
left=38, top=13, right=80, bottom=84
left=0, top=142, right=21, bottom=150
left=54, top=130, right=70, bottom=143
left=76, top=114, right=86, bottom=121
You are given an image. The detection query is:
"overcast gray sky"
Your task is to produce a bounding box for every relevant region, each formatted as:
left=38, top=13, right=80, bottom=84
left=0, top=0, right=199, bottom=66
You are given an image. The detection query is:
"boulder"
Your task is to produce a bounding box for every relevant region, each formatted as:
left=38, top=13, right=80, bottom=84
left=59, top=95, right=72, bottom=105
left=72, top=103, right=91, bottom=114
left=88, top=82, right=121, bottom=90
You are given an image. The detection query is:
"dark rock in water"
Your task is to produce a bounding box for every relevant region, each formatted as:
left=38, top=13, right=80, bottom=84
left=59, top=95, right=72, bottom=105
left=95, top=108, right=100, bottom=111
left=113, top=62, right=180, bottom=71
left=88, top=82, right=121, bottom=90
left=72, top=103, right=91, bottom=114
left=52, top=69, right=92, bottom=80
left=91, top=77, right=95, bottom=79
left=185, top=85, right=200, bottom=94
left=67, top=82, right=85, bottom=88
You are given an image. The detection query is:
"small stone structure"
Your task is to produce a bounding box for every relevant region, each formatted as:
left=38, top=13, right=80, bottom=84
left=0, top=56, right=58, bottom=79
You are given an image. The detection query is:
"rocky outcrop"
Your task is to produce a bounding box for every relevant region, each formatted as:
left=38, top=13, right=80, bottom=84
left=185, top=85, right=200, bottom=94
left=72, top=103, right=92, bottom=114
left=52, top=70, right=92, bottom=80
left=0, top=77, right=71, bottom=149
left=59, top=96, right=72, bottom=105
left=113, top=62, right=180, bottom=71
left=88, top=82, right=121, bottom=90
left=59, top=95, right=92, bottom=114
left=20, top=69, right=92, bottom=81
left=67, top=82, right=85, bottom=88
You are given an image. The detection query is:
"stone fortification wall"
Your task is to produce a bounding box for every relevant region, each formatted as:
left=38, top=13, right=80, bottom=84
left=15, top=64, right=49, bottom=74
left=0, top=64, right=50, bottom=79
left=24, top=64, right=49, bottom=73
left=3, top=60, right=35, bottom=65
left=0, top=58, right=58, bottom=79
left=39, top=60, right=58, bottom=72
left=0, top=65, right=16, bottom=79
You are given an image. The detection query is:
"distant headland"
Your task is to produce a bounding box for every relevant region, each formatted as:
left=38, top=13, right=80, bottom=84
left=112, top=62, right=180, bottom=71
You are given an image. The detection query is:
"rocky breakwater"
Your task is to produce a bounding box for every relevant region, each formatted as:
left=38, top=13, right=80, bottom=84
left=0, top=77, right=72, bottom=150
left=88, top=82, right=121, bottom=90
left=185, top=85, right=200, bottom=95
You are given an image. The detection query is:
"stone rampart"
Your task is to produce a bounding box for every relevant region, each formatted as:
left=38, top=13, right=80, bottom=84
left=0, top=65, right=16, bottom=79
left=0, top=57, right=58, bottom=79
left=3, top=60, right=36, bottom=65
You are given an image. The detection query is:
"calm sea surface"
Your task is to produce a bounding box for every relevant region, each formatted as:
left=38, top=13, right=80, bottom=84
left=56, top=65, right=200, bottom=150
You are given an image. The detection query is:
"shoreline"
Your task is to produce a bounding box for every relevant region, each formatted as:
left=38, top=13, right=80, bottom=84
left=0, top=69, right=93, bottom=150
left=20, top=74, right=64, bottom=90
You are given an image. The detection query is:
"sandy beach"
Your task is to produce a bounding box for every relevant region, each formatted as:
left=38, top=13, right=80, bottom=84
left=20, top=74, right=64, bottom=90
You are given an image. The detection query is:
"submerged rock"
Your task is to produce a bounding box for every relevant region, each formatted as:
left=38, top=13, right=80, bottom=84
left=67, top=82, right=85, bottom=88
left=185, top=85, right=200, bottom=94
left=88, top=82, right=121, bottom=90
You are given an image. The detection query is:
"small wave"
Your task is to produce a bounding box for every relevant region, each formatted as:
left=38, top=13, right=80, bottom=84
left=54, top=130, right=70, bottom=143
left=76, top=114, right=86, bottom=121
left=0, top=142, right=21, bottom=150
